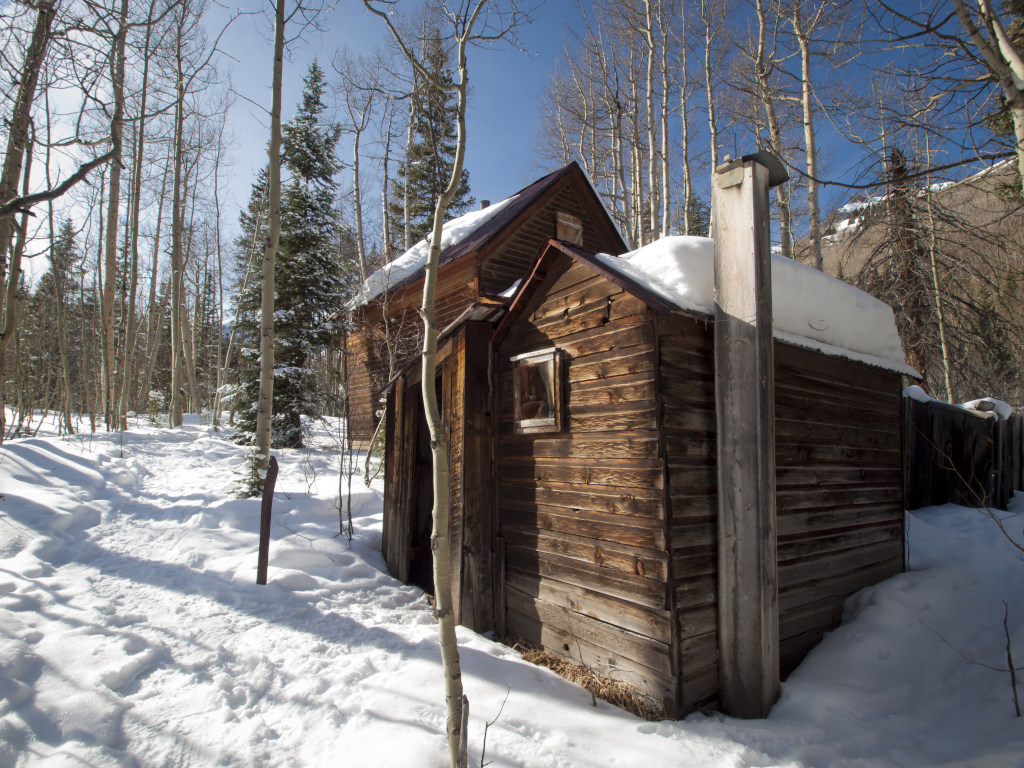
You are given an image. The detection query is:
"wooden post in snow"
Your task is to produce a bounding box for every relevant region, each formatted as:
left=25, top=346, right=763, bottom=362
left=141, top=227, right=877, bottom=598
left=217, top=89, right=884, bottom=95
left=712, top=155, right=779, bottom=718
left=256, top=455, right=279, bottom=585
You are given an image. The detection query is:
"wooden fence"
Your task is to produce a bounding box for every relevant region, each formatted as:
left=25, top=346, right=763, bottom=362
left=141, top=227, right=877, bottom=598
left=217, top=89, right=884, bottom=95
left=903, top=396, right=1024, bottom=511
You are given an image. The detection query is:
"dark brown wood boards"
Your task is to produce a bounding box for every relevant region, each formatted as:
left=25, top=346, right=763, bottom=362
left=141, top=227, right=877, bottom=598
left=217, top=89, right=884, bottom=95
left=495, top=254, right=678, bottom=714
left=384, top=237, right=905, bottom=719
left=496, top=253, right=904, bottom=718
left=660, top=315, right=903, bottom=712
left=382, top=321, right=495, bottom=629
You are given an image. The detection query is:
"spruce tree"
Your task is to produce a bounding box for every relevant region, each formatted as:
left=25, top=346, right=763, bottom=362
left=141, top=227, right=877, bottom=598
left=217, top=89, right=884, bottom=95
left=273, top=60, right=344, bottom=448
left=388, top=32, right=474, bottom=254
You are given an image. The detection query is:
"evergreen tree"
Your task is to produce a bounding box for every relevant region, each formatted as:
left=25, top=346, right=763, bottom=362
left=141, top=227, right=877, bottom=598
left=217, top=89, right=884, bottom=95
left=387, top=32, right=474, bottom=255
left=274, top=60, right=345, bottom=448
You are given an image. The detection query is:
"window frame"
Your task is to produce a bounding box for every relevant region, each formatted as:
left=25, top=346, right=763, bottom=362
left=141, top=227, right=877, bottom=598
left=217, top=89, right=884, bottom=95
left=511, top=348, right=563, bottom=434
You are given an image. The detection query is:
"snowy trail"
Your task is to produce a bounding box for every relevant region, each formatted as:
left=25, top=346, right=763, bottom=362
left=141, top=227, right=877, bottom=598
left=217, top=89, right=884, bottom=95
left=0, top=423, right=449, bottom=767
left=1, top=416, right=1023, bottom=767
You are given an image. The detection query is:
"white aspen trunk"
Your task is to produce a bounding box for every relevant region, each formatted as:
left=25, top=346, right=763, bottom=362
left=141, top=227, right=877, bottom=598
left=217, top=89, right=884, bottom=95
left=615, top=90, right=631, bottom=244
left=353, top=130, right=368, bottom=283
left=0, top=145, right=34, bottom=439
left=117, top=0, right=156, bottom=426
left=141, top=161, right=168, bottom=409
left=793, top=3, right=821, bottom=270
left=0, top=0, right=56, bottom=437
left=140, top=281, right=168, bottom=408
left=101, top=0, right=128, bottom=431
left=42, top=89, right=74, bottom=433
left=1013, top=104, right=1024, bottom=198
left=702, top=3, right=719, bottom=173
left=923, top=131, right=953, bottom=401
left=658, top=0, right=671, bottom=238
left=403, top=77, right=416, bottom=251
left=212, top=127, right=226, bottom=425
left=256, top=0, right=285, bottom=488
left=381, top=98, right=394, bottom=257
left=362, top=4, right=493, bottom=762
left=169, top=21, right=186, bottom=428
left=643, top=0, right=658, bottom=239
left=754, top=0, right=791, bottom=259
left=952, top=0, right=1024, bottom=196
left=44, top=149, right=74, bottom=434
left=180, top=271, right=202, bottom=412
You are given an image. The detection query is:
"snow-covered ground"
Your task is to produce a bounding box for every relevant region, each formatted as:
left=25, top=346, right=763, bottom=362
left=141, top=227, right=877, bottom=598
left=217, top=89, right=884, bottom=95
left=1, top=413, right=1022, bottom=767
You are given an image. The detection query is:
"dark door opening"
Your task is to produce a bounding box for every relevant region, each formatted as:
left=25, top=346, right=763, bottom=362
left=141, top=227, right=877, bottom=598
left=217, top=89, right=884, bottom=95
left=406, top=375, right=441, bottom=594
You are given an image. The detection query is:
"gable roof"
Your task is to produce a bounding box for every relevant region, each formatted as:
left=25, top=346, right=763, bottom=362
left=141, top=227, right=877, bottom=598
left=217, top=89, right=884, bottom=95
left=497, top=237, right=918, bottom=377
left=349, top=162, right=625, bottom=309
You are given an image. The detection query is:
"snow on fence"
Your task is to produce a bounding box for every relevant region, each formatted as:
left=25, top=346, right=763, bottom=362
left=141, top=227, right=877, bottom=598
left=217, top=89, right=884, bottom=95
left=903, top=391, right=1023, bottom=511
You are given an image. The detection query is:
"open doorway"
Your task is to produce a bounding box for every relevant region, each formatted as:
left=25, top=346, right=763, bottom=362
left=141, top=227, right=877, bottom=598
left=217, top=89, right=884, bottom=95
left=405, top=375, right=441, bottom=594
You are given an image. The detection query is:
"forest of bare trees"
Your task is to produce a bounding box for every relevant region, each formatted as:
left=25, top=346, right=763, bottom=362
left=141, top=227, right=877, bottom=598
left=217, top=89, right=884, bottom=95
left=1, top=0, right=1022, bottom=457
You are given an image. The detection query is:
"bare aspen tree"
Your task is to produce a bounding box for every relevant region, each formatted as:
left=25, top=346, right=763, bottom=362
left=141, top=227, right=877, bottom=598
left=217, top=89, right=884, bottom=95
left=169, top=5, right=188, bottom=427
left=698, top=0, right=726, bottom=177
left=789, top=0, right=823, bottom=269
left=100, top=0, right=130, bottom=431
left=0, top=0, right=57, bottom=437
left=255, top=0, right=286, bottom=488
left=951, top=0, right=1024, bottom=197
left=43, top=92, right=75, bottom=433
left=380, top=93, right=399, bottom=257
left=752, top=0, right=792, bottom=258
left=116, top=0, right=166, bottom=428
left=211, top=117, right=230, bottom=426
left=922, top=126, right=954, bottom=402
left=334, top=50, right=381, bottom=284
left=641, top=0, right=658, bottom=238
left=364, top=3, right=526, bottom=763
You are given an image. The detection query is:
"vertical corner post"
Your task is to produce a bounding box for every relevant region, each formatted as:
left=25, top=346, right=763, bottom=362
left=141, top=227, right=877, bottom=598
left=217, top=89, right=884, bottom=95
left=712, top=158, right=780, bottom=718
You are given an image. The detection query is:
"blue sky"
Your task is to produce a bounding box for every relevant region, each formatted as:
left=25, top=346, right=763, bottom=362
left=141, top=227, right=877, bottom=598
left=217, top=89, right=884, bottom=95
left=217, top=1, right=580, bottom=234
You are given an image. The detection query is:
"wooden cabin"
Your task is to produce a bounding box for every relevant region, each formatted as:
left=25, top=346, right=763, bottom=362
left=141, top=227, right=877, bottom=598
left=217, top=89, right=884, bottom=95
left=381, top=235, right=912, bottom=718
left=345, top=162, right=627, bottom=444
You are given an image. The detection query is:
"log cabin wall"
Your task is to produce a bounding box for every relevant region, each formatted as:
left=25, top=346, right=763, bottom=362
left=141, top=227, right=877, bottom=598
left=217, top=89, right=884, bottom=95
left=660, top=316, right=906, bottom=713
left=344, top=329, right=379, bottom=448
left=773, top=342, right=904, bottom=672
left=494, top=253, right=679, bottom=715
left=348, top=259, right=479, bottom=443
left=654, top=313, right=720, bottom=713
left=350, top=165, right=628, bottom=445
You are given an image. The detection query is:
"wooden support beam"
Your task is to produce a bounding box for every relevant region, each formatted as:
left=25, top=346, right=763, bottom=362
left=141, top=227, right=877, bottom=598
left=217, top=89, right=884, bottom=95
left=712, top=157, right=780, bottom=718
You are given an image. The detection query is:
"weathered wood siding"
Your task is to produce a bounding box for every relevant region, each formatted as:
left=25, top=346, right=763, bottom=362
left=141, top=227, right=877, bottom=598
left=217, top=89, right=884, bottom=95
left=656, top=313, right=719, bottom=713
left=774, top=343, right=904, bottom=672
left=661, top=318, right=905, bottom=712
left=496, top=254, right=677, bottom=714
left=480, top=183, right=623, bottom=294
left=382, top=322, right=495, bottom=630
left=345, top=328, right=388, bottom=448
left=349, top=260, right=478, bottom=442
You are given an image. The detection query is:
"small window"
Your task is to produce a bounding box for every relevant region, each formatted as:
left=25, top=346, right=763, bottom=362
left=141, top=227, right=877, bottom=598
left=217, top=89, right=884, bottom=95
left=556, top=211, right=584, bottom=245
left=512, top=349, right=563, bottom=433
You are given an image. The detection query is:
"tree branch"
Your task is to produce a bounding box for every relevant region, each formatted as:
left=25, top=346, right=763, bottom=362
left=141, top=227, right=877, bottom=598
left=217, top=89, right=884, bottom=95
left=0, top=148, right=115, bottom=221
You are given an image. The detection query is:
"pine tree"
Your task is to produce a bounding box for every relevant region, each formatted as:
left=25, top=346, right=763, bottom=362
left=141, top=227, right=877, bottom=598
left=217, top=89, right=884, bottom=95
left=273, top=60, right=345, bottom=448
left=388, top=32, right=474, bottom=254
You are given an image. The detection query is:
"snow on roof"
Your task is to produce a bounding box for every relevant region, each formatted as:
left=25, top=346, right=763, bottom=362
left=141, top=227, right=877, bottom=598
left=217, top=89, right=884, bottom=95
left=592, top=235, right=917, bottom=375
left=348, top=195, right=519, bottom=309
